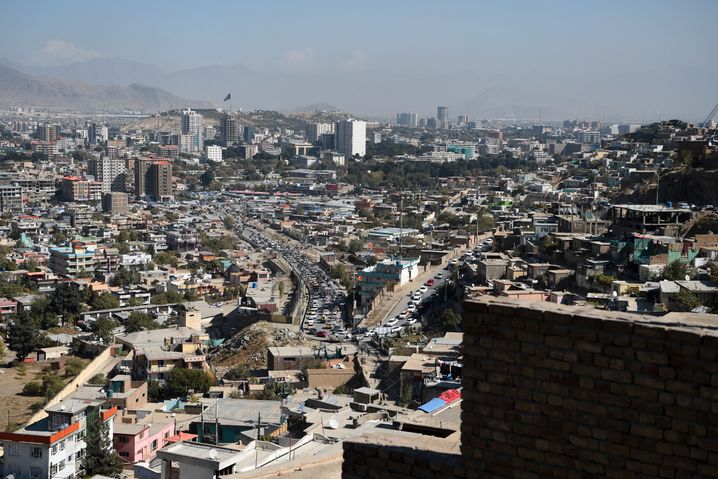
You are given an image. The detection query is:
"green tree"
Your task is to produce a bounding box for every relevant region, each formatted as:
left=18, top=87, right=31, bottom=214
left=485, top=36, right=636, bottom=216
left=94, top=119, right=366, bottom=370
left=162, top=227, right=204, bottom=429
left=50, top=283, right=88, bottom=325
left=147, top=379, right=163, bottom=402
left=89, top=292, right=120, bottom=311
left=91, top=316, right=119, bottom=344
left=662, top=260, right=692, bottom=281
left=675, top=289, right=701, bottom=312
left=110, top=267, right=140, bottom=287
left=42, top=371, right=65, bottom=399
left=22, top=380, right=44, bottom=396
left=152, top=291, right=185, bottom=305
left=441, top=308, right=462, bottom=332
left=83, top=412, right=123, bottom=477
left=710, top=262, right=718, bottom=284
left=7, top=315, right=42, bottom=360
left=124, top=312, right=161, bottom=333
left=163, top=368, right=214, bottom=399
left=88, top=373, right=107, bottom=386
left=64, top=357, right=85, bottom=377
left=154, top=251, right=179, bottom=267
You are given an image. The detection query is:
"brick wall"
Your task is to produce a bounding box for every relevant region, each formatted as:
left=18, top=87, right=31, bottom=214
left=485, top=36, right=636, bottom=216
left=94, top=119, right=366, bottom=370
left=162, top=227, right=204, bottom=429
left=343, top=433, right=462, bottom=479
left=462, top=299, right=718, bottom=478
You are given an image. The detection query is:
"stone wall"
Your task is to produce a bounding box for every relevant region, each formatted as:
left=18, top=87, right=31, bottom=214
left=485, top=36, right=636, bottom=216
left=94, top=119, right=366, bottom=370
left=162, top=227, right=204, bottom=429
left=461, top=299, right=718, bottom=478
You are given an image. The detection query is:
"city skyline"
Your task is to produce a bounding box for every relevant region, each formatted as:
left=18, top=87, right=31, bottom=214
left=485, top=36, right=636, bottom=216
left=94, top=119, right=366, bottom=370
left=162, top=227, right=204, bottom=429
left=1, top=0, right=716, bottom=120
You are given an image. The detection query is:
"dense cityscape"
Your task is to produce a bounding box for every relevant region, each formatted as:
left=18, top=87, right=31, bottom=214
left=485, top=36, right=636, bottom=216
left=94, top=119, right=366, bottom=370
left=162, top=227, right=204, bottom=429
left=0, top=2, right=717, bottom=479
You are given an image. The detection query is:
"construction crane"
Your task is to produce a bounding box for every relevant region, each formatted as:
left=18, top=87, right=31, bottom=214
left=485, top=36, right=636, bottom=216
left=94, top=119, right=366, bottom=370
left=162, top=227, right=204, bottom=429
left=701, top=101, right=718, bottom=128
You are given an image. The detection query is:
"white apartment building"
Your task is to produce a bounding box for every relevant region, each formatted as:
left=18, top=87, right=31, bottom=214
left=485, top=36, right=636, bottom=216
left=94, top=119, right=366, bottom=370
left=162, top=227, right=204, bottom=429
left=180, top=109, right=204, bottom=154
left=0, top=398, right=117, bottom=479
left=335, top=119, right=366, bottom=158
left=306, top=122, right=334, bottom=143
left=88, top=156, right=127, bottom=192
left=206, top=145, right=223, bottom=163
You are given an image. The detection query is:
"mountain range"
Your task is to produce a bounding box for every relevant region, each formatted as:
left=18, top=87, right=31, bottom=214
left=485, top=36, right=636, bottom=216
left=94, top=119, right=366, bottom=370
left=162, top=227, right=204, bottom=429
left=0, top=62, right=210, bottom=112
left=1, top=57, right=714, bottom=121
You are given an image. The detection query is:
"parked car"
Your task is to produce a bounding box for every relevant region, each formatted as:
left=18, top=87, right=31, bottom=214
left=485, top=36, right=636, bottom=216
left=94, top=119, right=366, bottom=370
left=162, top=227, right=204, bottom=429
left=425, top=279, right=435, bottom=286
left=316, top=331, right=329, bottom=338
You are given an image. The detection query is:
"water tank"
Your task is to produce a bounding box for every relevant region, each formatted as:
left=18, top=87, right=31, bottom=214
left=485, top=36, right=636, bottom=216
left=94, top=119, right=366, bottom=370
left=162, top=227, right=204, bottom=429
left=666, top=201, right=672, bottom=208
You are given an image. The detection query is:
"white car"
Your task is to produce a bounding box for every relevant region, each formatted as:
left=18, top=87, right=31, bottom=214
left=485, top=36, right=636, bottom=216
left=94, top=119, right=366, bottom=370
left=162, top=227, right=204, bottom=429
left=407, top=304, right=417, bottom=312
left=405, top=317, right=417, bottom=325
left=386, top=317, right=399, bottom=326
left=390, top=326, right=402, bottom=334
left=419, top=285, right=428, bottom=293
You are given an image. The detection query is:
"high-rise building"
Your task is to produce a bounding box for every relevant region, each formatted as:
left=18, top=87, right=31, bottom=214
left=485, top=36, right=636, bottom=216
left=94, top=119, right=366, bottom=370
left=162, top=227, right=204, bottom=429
left=396, top=113, right=418, bottom=127
left=135, top=159, right=173, bottom=201
left=427, top=117, right=437, bottom=129
left=223, top=114, right=240, bottom=146
left=576, top=130, right=601, bottom=145
left=437, top=106, right=449, bottom=127
left=180, top=109, right=203, bottom=153
left=61, top=177, right=103, bottom=202
left=335, top=119, right=366, bottom=158
left=306, top=122, right=334, bottom=143
left=36, top=123, right=60, bottom=142
left=88, top=157, right=126, bottom=193
left=243, top=126, right=256, bottom=143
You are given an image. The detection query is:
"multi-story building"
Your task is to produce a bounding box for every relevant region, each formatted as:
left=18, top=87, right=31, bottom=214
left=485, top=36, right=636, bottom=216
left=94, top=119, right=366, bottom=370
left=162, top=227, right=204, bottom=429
left=306, top=122, right=334, bottom=143
left=223, top=114, right=240, bottom=146
left=115, top=327, right=209, bottom=382
left=61, top=177, right=103, bottom=202
left=113, top=409, right=175, bottom=466
left=49, top=241, right=97, bottom=276
left=335, top=119, right=366, bottom=158
left=166, top=229, right=198, bottom=252
left=576, top=130, right=601, bottom=144
left=102, top=192, right=129, bottom=214
left=67, top=205, right=94, bottom=227
left=356, top=257, right=420, bottom=308
left=437, top=106, right=449, bottom=127
left=88, top=157, right=126, bottom=193
left=396, top=112, right=418, bottom=127
left=0, top=398, right=117, bottom=479
left=36, top=123, right=60, bottom=142
left=180, top=109, right=203, bottom=154
left=135, top=159, right=173, bottom=201
left=0, top=183, right=23, bottom=212
left=206, top=145, right=223, bottom=163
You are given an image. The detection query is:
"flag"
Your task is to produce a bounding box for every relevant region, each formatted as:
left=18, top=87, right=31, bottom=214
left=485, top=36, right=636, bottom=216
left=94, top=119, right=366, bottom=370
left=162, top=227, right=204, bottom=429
left=223, top=93, right=231, bottom=102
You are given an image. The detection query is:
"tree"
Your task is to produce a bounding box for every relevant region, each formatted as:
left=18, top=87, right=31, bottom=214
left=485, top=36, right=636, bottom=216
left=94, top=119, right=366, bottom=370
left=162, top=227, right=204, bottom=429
left=64, top=357, right=85, bottom=377
left=154, top=251, right=179, bottom=267
left=83, top=412, right=123, bottom=477
left=91, top=317, right=119, bottom=344
left=50, top=283, right=88, bottom=325
left=675, top=289, right=701, bottom=312
left=42, top=371, right=65, bottom=399
left=22, top=380, right=44, bottom=396
left=7, top=315, right=42, bottom=360
left=662, top=260, right=692, bottom=281
left=124, top=312, right=161, bottom=333
left=224, top=365, right=249, bottom=381
left=152, top=291, right=185, bottom=305
left=200, top=169, right=215, bottom=188
left=88, top=373, right=107, bottom=386
left=110, top=267, right=139, bottom=287
left=441, top=308, right=462, bottom=332
left=89, top=292, right=120, bottom=311
left=162, top=368, right=214, bottom=399
left=710, top=262, right=718, bottom=284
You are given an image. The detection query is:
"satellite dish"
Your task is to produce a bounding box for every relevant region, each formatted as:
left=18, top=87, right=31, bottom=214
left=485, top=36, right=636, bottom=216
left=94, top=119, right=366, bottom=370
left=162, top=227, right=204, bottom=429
left=612, top=291, right=618, bottom=298
left=685, top=275, right=691, bottom=282
left=209, top=448, right=218, bottom=460
left=328, top=419, right=340, bottom=429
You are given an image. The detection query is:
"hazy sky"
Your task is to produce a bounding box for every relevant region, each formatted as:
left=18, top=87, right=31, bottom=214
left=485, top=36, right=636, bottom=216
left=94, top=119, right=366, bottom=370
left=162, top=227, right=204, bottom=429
left=2, top=0, right=717, bottom=119
left=2, top=0, right=714, bottom=72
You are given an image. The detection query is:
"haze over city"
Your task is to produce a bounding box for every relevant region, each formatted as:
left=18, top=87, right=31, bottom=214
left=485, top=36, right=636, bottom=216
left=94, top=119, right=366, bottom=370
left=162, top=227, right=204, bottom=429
left=2, top=2, right=718, bottom=479
left=1, top=0, right=716, bottom=120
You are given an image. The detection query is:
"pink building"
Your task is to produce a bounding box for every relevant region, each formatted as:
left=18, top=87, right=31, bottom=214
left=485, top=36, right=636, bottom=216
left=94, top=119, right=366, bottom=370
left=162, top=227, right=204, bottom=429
left=113, top=410, right=175, bottom=466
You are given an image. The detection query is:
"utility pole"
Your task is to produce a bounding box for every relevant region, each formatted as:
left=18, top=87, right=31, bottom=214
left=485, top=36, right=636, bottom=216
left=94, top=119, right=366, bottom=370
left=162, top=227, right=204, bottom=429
left=399, top=194, right=403, bottom=263
left=215, top=401, right=219, bottom=445
left=655, top=170, right=660, bottom=205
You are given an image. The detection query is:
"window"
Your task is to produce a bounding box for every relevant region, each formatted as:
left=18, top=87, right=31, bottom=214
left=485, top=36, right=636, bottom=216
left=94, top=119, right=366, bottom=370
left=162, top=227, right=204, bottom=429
left=7, top=443, right=20, bottom=456
left=51, top=445, right=58, bottom=455
left=59, top=459, right=65, bottom=470
left=119, top=451, right=130, bottom=458
left=51, top=464, right=58, bottom=475
left=31, top=446, right=42, bottom=458
left=30, top=466, right=42, bottom=478
left=164, top=431, right=170, bottom=439
left=152, top=439, right=158, bottom=451
left=59, top=439, right=65, bottom=450
left=118, top=435, right=129, bottom=443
